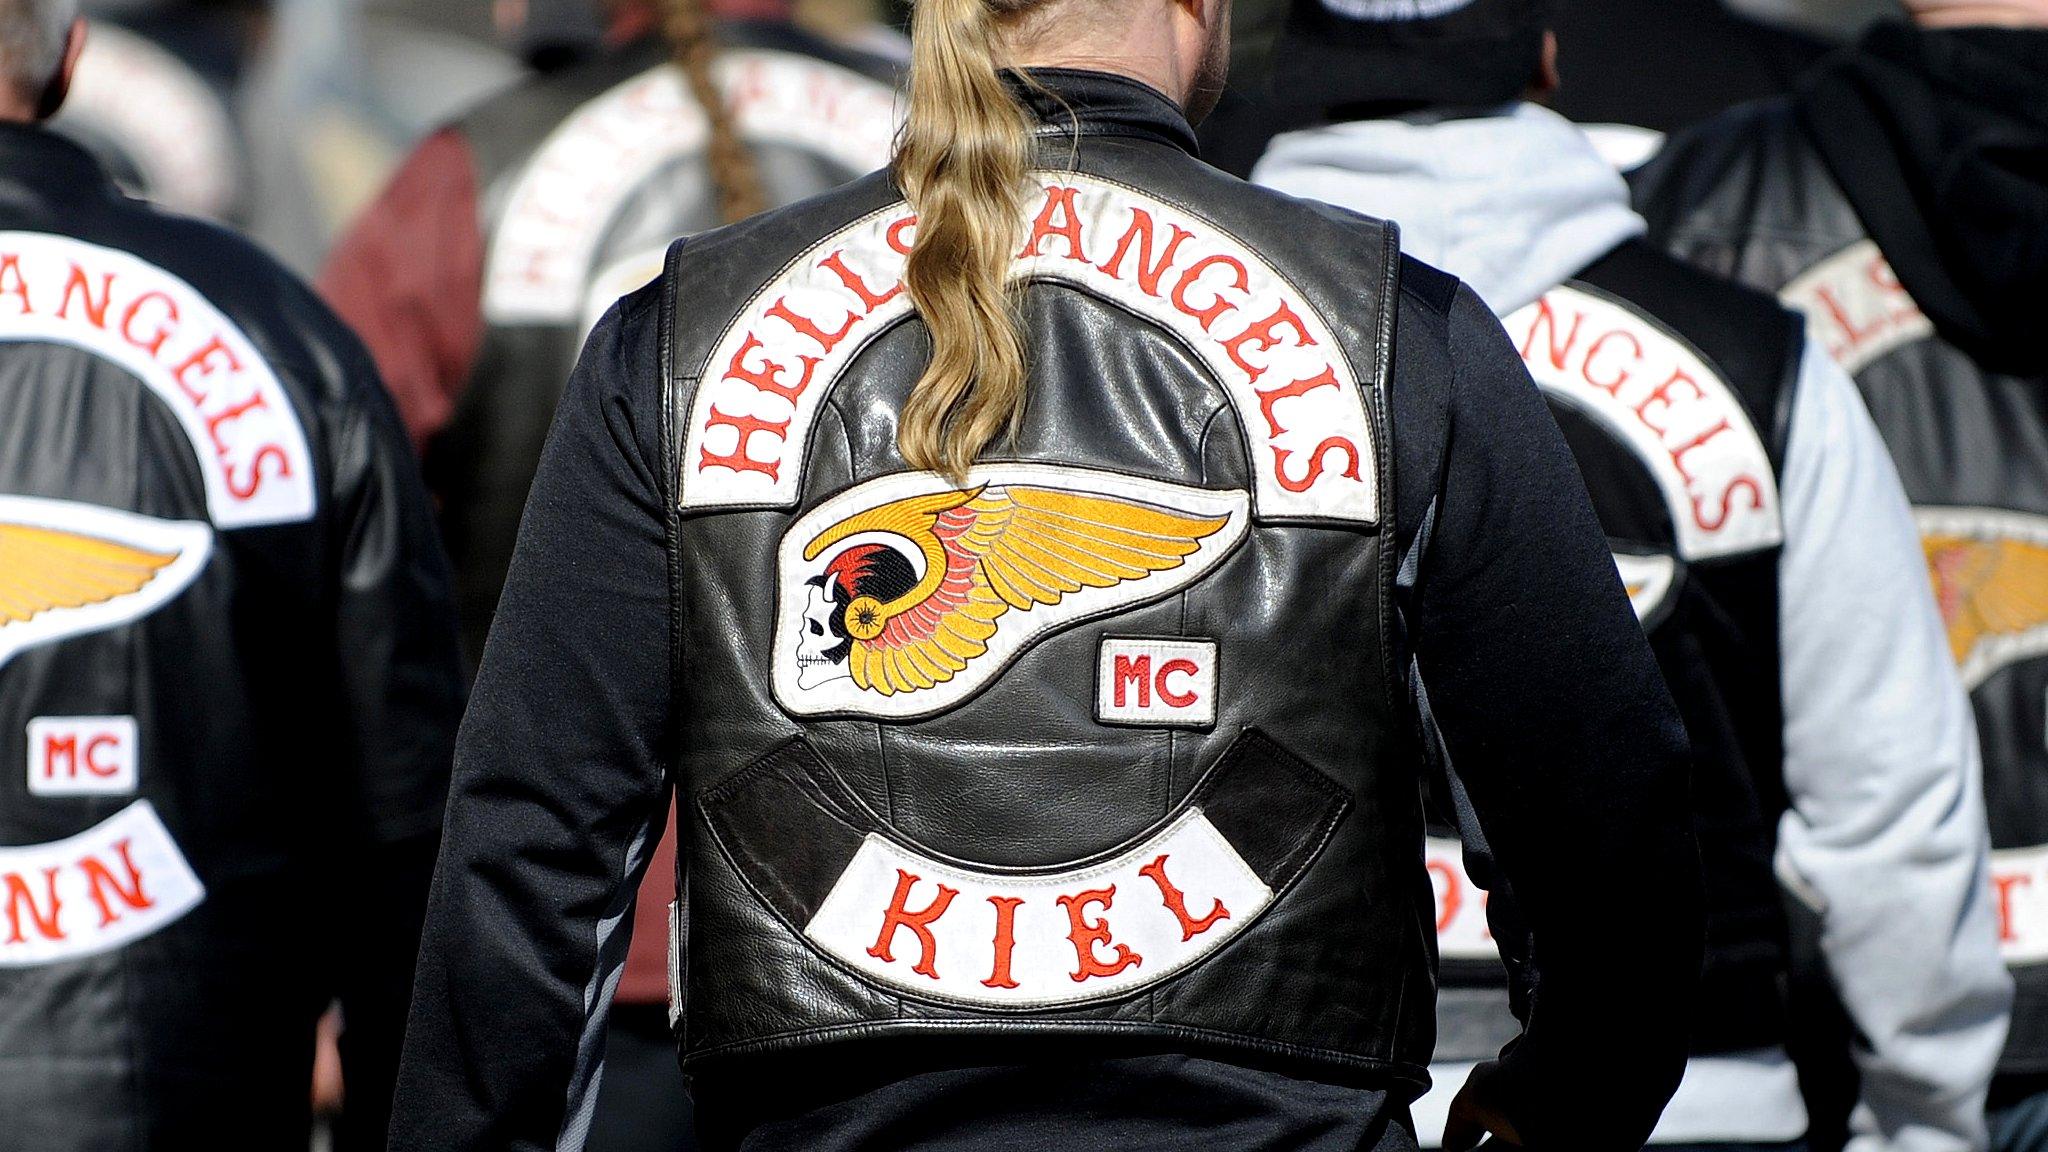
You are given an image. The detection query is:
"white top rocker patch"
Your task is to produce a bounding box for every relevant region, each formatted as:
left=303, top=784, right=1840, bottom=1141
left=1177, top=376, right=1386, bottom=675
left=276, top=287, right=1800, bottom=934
left=805, top=807, right=1271, bottom=1008
left=483, top=49, right=900, bottom=325
left=1918, top=506, right=2048, bottom=692
left=682, top=175, right=1382, bottom=525
left=0, top=495, right=212, bottom=673
left=775, top=465, right=1248, bottom=720
left=1504, top=285, right=1783, bottom=561
left=0, top=799, right=204, bottom=967
left=1781, top=240, right=1933, bottom=375
left=0, top=232, right=315, bottom=528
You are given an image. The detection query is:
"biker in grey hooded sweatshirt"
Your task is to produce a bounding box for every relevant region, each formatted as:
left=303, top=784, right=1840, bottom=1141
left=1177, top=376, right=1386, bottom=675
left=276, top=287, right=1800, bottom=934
left=1229, top=1, right=2011, bottom=1149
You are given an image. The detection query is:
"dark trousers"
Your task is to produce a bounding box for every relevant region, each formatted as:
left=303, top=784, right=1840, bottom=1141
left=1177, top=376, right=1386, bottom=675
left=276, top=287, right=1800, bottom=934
left=585, top=1005, right=696, bottom=1152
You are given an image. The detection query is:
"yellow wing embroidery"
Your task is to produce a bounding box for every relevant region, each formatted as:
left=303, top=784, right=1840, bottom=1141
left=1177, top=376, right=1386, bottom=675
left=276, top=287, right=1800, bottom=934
left=809, top=486, right=1230, bottom=697
left=0, top=522, right=178, bottom=626
left=1924, top=533, right=2048, bottom=669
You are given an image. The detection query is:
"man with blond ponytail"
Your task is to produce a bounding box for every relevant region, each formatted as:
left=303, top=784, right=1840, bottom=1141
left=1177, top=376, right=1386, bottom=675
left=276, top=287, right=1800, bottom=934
left=389, top=1, right=1704, bottom=1148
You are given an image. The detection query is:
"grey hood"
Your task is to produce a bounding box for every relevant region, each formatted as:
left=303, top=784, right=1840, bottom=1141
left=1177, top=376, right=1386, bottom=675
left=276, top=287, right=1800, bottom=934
left=1252, top=102, right=1646, bottom=316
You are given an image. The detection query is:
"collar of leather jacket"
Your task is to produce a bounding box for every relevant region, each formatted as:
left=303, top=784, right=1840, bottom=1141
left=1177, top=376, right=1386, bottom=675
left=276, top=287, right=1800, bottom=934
left=0, top=122, right=112, bottom=200
left=1007, top=68, right=1203, bottom=159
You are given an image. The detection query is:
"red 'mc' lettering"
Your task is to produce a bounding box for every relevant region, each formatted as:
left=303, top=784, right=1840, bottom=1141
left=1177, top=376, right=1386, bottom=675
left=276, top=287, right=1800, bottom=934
left=1020, top=186, right=1086, bottom=262
left=79, top=839, right=153, bottom=928
left=84, top=735, right=121, bottom=777
left=58, top=265, right=114, bottom=329
left=982, top=895, right=1023, bottom=989
left=1096, top=209, right=1192, bottom=298
left=1113, top=655, right=1151, bottom=709
left=867, top=869, right=957, bottom=980
left=41, top=734, right=77, bottom=780
left=1272, top=437, right=1362, bottom=494
left=1057, top=886, right=1141, bottom=982
left=697, top=408, right=790, bottom=479
left=1155, top=660, right=1199, bottom=708
left=1139, top=855, right=1228, bottom=941
left=3, top=868, right=63, bottom=944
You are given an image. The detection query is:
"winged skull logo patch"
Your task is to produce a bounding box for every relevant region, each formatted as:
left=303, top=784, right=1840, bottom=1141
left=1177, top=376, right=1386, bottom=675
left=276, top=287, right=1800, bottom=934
left=775, top=466, right=1250, bottom=719
left=1919, top=507, right=2048, bottom=691
left=0, top=495, right=213, bottom=672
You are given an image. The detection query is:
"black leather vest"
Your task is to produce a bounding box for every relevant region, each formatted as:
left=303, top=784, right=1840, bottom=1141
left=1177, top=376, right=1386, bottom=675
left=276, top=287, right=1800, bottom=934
left=432, top=24, right=899, bottom=658
left=1638, top=108, right=2048, bottom=1073
left=659, top=111, right=1431, bottom=1083
left=1431, top=240, right=1800, bottom=1063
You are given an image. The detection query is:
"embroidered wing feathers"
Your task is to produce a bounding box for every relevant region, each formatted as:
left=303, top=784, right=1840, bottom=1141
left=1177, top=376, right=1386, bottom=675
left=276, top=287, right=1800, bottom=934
left=1926, top=533, right=2048, bottom=669
left=849, top=486, right=1228, bottom=695
left=0, top=522, right=178, bottom=626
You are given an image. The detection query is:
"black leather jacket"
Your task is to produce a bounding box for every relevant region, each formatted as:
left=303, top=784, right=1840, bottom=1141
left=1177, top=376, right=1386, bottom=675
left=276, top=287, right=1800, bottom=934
left=0, top=124, right=463, bottom=1150
left=1635, top=23, right=2048, bottom=1075
left=392, top=70, right=1700, bottom=1152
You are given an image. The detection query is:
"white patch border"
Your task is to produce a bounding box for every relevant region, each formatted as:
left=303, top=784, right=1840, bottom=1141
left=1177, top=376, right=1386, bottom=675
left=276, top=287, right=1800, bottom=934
left=1781, top=239, right=1934, bottom=375
left=772, top=464, right=1250, bottom=721
left=0, top=799, right=205, bottom=968
left=679, top=173, right=1382, bottom=526
left=1991, top=842, right=2048, bottom=967
left=1506, top=283, right=1784, bottom=561
left=0, top=494, right=213, bottom=673
left=1614, top=550, right=1680, bottom=630
left=483, top=49, right=901, bottom=325
left=803, top=807, right=1273, bottom=1009
left=0, top=231, right=316, bottom=527
left=1094, top=635, right=1220, bottom=729
left=26, top=715, right=139, bottom=797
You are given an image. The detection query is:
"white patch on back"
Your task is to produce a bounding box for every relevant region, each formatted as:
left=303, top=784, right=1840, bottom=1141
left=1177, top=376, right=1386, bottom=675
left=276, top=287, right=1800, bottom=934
left=483, top=50, right=900, bottom=325
left=805, top=808, right=1271, bottom=1008
left=0, top=232, right=315, bottom=527
left=1781, top=240, right=1934, bottom=375
left=1504, top=284, right=1782, bottom=561
left=0, top=800, right=205, bottom=967
left=682, top=175, right=1381, bottom=525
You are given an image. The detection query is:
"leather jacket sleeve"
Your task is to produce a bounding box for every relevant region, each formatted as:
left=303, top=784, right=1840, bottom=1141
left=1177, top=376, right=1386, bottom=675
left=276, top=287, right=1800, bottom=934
left=390, top=283, right=676, bottom=1152
left=1397, top=273, right=1705, bottom=1150
left=318, top=128, right=489, bottom=452
left=313, top=294, right=470, bottom=1149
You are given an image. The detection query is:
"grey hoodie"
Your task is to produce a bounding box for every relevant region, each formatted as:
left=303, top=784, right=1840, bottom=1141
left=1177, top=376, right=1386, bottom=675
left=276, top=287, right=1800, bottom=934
left=1255, top=102, right=2009, bottom=1152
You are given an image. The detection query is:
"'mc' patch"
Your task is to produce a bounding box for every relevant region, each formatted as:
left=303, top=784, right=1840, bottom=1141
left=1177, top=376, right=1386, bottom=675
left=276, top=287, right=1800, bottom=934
left=682, top=175, right=1381, bottom=526
left=27, top=716, right=138, bottom=797
left=776, top=465, right=1248, bottom=721
left=0, top=231, right=315, bottom=527
left=1096, top=637, right=1218, bottom=728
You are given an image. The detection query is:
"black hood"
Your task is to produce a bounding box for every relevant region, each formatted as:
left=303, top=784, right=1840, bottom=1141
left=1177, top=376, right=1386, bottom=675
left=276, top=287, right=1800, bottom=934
left=1797, top=23, right=2048, bottom=375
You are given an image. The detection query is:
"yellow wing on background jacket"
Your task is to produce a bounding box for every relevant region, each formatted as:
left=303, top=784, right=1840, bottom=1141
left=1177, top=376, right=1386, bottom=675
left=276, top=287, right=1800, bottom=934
left=0, top=521, right=178, bottom=626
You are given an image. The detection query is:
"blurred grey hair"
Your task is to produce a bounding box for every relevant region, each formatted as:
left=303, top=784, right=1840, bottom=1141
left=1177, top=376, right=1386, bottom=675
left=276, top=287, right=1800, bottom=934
left=0, top=0, right=75, bottom=94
